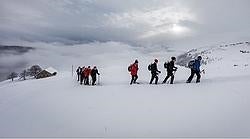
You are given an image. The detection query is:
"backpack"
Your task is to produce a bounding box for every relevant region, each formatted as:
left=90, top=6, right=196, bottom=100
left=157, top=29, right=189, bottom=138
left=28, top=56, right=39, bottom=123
left=148, top=64, right=152, bottom=71
left=128, top=65, right=132, bottom=72
left=164, top=62, right=170, bottom=69
left=188, top=60, right=195, bottom=68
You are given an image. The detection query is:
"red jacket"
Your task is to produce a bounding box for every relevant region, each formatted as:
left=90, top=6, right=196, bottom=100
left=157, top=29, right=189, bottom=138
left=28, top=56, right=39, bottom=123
left=83, top=68, right=91, bottom=77
left=130, top=63, right=138, bottom=76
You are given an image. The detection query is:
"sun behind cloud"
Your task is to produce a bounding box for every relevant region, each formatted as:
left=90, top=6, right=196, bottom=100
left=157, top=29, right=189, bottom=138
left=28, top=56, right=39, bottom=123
left=171, top=24, right=189, bottom=34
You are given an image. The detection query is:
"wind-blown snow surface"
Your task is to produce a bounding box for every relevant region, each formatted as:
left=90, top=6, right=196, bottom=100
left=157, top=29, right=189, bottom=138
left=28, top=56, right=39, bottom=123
left=0, top=42, right=250, bottom=137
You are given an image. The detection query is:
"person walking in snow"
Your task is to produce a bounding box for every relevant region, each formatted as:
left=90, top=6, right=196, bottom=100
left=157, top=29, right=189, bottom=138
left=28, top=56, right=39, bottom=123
left=186, top=56, right=202, bottom=83
left=80, top=66, right=85, bottom=85
left=163, top=57, right=178, bottom=84
left=91, top=66, right=100, bottom=85
left=149, top=59, right=161, bottom=84
left=76, top=66, right=82, bottom=81
left=84, top=66, right=92, bottom=85
left=128, top=59, right=139, bottom=85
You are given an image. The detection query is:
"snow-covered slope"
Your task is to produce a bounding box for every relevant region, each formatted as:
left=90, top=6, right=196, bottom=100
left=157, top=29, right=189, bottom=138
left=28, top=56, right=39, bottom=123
left=177, top=41, right=250, bottom=77
left=0, top=42, right=250, bottom=137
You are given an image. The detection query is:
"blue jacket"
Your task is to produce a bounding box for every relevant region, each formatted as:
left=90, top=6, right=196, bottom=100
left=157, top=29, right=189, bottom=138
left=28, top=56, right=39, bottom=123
left=193, top=59, right=201, bottom=72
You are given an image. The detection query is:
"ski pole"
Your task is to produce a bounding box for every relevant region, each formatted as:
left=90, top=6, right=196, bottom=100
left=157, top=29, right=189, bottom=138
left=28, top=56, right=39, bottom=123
left=98, top=75, right=100, bottom=85
left=72, top=65, right=74, bottom=77
left=167, top=70, right=176, bottom=84
left=173, top=70, right=177, bottom=75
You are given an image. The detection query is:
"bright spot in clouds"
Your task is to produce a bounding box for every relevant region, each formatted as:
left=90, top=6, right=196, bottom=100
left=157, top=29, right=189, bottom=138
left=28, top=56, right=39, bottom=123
left=171, top=24, right=189, bottom=34
left=136, top=6, right=195, bottom=39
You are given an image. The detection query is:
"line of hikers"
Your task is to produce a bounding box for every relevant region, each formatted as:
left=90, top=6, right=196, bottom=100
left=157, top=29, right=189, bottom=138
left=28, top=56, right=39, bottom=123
left=76, top=66, right=100, bottom=85
left=76, top=56, right=203, bottom=86
left=128, top=56, right=203, bottom=85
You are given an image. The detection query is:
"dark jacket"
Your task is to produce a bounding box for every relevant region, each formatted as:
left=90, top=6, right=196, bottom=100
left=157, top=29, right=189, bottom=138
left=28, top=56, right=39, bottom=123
left=151, top=62, right=160, bottom=74
left=76, top=68, right=82, bottom=74
left=91, top=69, right=100, bottom=77
left=167, top=60, right=177, bottom=73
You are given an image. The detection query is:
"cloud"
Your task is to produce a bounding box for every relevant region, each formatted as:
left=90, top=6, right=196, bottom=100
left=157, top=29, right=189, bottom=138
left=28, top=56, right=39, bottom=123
left=0, top=0, right=250, bottom=47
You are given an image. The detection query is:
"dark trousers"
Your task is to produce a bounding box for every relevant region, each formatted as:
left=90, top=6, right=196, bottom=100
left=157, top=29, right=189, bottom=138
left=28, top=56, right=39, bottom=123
left=163, top=72, right=174, bottom=84
left=150, top=73, right=158, bottom=84
left=92, top=76, right=97, bottom=85
left=130, top=75, right=138, bottom=85
left=84, top=76, right=89, bottom=85
left=187, top=69, right=201, bottom=83
left=80, top=75, right=84, bottom=85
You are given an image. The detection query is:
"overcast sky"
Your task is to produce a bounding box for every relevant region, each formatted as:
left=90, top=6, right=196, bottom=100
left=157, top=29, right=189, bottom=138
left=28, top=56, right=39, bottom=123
left=1, top=0, right=250, bottom=47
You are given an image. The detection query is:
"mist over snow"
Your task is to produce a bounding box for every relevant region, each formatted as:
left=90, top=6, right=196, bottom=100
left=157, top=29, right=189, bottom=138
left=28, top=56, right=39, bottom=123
left=0, top=41, right=183, bottom=82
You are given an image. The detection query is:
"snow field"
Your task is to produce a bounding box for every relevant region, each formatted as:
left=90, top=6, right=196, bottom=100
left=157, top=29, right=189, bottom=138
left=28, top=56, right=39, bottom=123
left=0, top=42, right=250, bottom=137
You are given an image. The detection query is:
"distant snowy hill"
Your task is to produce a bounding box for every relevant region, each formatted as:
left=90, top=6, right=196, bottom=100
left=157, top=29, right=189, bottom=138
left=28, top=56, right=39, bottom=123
left=0, top=41, right=250, bottom=137
left=177, top=41, right=250, bottom=77
left=177, top=41, right=250, bottom=67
